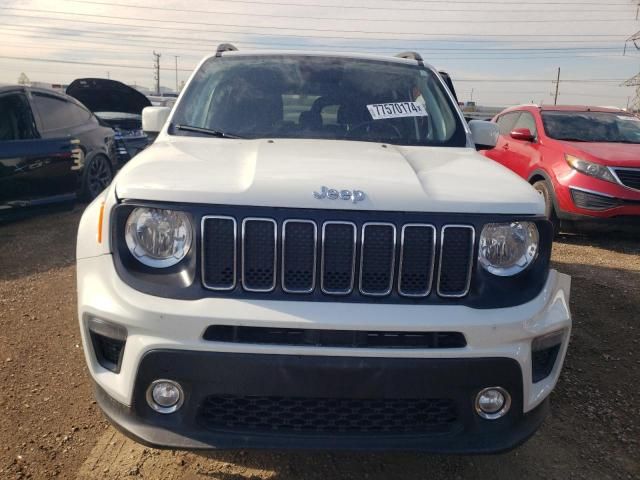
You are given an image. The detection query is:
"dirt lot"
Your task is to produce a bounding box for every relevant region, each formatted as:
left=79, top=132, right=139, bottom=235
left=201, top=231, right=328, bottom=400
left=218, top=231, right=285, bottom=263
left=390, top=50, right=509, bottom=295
left=0, top=207, right=638, bottom=480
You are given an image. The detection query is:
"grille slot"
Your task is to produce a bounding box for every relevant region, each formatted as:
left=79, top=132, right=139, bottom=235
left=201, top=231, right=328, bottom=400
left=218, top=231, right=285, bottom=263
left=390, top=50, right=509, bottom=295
left=203, top=325, right=466, bottom=349
left=282, top=220, right=317, bottom=293
left=321, top=221, right=357, bottom=295
left=241, top=218, right=277, bottom=292
left=398, top=224, right=436, bottom=297
left=359, top=223, right=396, bottom=296
left=202, top=216, right=237, bottom=290
left=613, top=168, right=640, bottom=191
left=199, top=395, right=458, bottom=435
left=437, top=225, right=475, bottom=298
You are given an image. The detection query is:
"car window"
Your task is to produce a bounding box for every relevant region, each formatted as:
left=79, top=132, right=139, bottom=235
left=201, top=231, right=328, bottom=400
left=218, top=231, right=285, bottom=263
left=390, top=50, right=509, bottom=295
left=496, top=112, right=521, bottom=136
left=32, top=93, right=92, bottom=132
left=512, top=111, right=537, bottom=137
left=0, top=92, right=39, bottom=141
left=541, top=111, right=640, bottom=143
left=171, top=55, right=467, bottom=147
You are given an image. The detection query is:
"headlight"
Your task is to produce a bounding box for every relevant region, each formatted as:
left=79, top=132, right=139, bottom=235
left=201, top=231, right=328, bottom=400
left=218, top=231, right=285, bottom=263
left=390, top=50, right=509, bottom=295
left=125, top=208, right=193, bottom=268
left=565, top=154, right=616, bottom=183
left=478, top=222, right=539, bottom=276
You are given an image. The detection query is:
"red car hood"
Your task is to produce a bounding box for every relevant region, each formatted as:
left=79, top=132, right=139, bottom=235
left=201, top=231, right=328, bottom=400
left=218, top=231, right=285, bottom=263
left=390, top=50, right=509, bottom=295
left=559, top=141, right=640, bottom=167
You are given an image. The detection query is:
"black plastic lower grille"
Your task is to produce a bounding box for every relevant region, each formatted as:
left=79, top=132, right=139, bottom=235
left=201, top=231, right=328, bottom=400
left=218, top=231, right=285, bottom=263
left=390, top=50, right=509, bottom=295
left=570, top=188, right=619, bottom=211
left=614, top=168, right=640, bottom=190
left=203, top=325, right=466, bottom=349
left=532, top=344, right=561, bottom=383
left=199, top=396, right=458, bottom=434
left=89, top=332, right=125, bottom=373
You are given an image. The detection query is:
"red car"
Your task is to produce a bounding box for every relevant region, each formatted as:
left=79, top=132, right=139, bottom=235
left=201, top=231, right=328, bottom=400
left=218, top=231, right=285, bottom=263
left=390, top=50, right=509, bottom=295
left=483, top=105, right=640, bottom=232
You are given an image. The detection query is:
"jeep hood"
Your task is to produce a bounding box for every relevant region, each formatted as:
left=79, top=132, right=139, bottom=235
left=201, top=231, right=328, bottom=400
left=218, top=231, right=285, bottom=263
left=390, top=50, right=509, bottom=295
left=66, top=78, right=151, bottom=115
left=115, top=138, right=544, bottom=214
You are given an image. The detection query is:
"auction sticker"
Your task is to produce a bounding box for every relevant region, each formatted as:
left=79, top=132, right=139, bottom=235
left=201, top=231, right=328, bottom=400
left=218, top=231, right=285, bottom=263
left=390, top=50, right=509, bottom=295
left=367, top=102, right=427, bottom=120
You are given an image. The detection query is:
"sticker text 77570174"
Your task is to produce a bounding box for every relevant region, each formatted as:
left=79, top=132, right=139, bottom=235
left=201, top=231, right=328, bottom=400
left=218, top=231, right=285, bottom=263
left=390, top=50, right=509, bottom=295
left=367, top=102, right=428, bottom=120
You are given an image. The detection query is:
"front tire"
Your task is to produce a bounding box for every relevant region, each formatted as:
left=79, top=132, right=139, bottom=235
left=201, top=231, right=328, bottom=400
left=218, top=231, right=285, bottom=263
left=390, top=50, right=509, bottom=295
left=533, top=180, right=560, bottom=235
left=81, top=155, right=113, bottom=201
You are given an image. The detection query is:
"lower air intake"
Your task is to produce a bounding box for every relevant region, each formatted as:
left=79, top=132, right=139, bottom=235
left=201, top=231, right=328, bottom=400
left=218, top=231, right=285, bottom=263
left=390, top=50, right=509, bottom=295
left=570, top=188, right=619, bottom=211
left=199, top=396, right=458, bottom=434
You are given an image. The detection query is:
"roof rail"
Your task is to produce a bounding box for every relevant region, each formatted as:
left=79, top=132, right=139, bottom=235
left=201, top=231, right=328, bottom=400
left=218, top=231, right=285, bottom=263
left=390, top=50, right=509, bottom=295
left=395, top=51, right=423, bottom=65
left=216, top=43, right=238, bottom=58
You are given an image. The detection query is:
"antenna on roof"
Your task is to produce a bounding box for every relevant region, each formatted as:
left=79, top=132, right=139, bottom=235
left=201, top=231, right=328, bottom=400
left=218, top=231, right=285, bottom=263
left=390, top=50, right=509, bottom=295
left=395, top=51, right=423, bottom=66
left=216, top=43, right=238, bottom=58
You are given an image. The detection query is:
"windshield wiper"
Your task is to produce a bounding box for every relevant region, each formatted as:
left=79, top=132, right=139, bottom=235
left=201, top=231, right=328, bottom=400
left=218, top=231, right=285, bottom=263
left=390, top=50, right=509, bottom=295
left=175, top=124, right=244, bottom=139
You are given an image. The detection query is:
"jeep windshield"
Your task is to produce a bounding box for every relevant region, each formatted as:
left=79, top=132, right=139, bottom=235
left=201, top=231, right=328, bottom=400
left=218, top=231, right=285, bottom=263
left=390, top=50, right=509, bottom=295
left=170, top=55, right=467, bottom=147
left=541, top=110, right=640, bottom=144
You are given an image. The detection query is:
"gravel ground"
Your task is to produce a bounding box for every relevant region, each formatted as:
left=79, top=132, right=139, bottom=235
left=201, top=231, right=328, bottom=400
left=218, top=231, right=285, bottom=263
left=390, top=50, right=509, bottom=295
left=0, top=207, right=638, bottom=480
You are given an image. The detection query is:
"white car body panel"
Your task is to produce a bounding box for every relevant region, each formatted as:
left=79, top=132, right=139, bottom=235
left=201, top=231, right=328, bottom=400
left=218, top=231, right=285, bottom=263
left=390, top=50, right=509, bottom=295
left=114, top=138, right=543, bottom=215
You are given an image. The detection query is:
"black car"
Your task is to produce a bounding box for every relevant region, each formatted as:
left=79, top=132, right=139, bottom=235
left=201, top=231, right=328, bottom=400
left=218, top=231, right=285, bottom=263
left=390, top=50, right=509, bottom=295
left=0, top=85, right=117, bottom=215
left=66, top=78, right=151, bottom=163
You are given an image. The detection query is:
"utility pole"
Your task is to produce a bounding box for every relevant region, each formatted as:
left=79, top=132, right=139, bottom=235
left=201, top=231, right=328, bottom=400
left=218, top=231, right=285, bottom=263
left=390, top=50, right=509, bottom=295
left=153, top=51, right=161, bottom=95
left=552, top=67, right=560, bottom=105
left=174, top=55, right=179, bottom=93
left=106, top=71, right=110, bottom=79
left=470, top=88, right=474, bottom=102
left=623, top=15, right=640, bottom=112
left=623, top=73, right=640, bottom=113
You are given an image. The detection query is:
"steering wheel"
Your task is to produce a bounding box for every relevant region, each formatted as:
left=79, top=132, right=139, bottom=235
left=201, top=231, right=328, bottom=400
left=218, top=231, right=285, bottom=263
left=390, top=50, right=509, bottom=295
left=347, top=121, right=402, bottom=140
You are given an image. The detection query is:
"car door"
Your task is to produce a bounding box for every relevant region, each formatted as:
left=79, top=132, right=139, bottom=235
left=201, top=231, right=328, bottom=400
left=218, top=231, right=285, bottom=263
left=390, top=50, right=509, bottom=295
left=29, top=91, right=88, bottom=193
left=0, top=90, right=80, bottom=207
left=484, top=111, right=521, bottom=170
left=502, top=111, right=540, bottom=179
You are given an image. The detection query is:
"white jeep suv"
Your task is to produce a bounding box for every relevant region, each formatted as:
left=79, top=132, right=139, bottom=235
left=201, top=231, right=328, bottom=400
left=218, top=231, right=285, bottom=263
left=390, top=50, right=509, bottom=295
left=76, top=46, right=571, bottom=453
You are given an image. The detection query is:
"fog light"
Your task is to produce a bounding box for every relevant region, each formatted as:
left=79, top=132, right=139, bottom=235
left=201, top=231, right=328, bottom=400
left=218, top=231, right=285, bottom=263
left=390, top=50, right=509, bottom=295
left=475, top=387, right=511, bottom=420
left=146, top=379, right=184, bottom=414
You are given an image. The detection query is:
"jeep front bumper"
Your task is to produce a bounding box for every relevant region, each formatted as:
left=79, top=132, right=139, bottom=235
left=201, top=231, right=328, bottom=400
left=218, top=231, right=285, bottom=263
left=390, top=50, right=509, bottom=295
left=77, top=254, right=571, bottom=452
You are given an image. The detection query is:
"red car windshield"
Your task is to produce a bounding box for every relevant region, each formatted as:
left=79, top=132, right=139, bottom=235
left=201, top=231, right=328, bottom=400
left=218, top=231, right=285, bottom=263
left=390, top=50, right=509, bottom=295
left=541, top=111, right=640, bottom=144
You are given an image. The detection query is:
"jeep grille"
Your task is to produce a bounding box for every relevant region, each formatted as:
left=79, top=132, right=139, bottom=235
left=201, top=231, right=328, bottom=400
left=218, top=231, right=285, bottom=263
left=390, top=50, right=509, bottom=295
left=202, top=216, right=475, bottom=299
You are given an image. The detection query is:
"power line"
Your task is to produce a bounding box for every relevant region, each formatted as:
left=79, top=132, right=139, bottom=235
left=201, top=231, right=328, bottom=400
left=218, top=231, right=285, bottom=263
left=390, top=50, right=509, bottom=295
left=0, top=55, right=631, bottom=84
left=66, top=0, right=637, bottom=21
left=0, top=55, right=192, bottom=72
left=171, top=0, right=640, bottom=8
left=1, top=27, right=631, bottom=55
left=1, top=34, right=635, bottom=62
left=4, top=22, right=628, bottom=47
left=2, top=6, right=634, bottom=38
left=0, top=12, right=631, bottom=44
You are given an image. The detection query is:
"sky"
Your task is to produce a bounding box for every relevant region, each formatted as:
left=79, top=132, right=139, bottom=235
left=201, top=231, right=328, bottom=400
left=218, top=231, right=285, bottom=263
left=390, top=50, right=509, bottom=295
left=1, top=0, right=640, bottom=107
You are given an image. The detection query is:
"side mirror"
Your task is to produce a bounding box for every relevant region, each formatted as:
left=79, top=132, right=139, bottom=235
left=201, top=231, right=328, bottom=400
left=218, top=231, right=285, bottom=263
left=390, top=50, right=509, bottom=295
left=142, top=106, right=171, bottom=136
left=468, top=120, right=499, bottom=150
left=510, top=128, right=535, bottom=142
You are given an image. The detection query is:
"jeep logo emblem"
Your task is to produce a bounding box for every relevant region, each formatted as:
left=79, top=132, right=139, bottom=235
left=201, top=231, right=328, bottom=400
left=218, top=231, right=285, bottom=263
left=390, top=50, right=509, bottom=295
left=313, top=186, right=366, bottom=203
